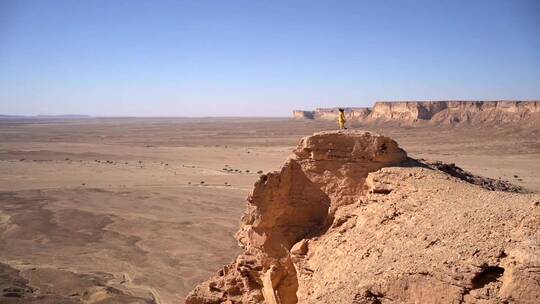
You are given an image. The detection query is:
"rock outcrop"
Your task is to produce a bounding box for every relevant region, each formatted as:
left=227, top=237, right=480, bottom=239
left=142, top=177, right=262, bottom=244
left=293, top=101, right=540, bottom=127
left=185, top=131, right=540, bottom=304
left=292, top=110, right=315, bottom=120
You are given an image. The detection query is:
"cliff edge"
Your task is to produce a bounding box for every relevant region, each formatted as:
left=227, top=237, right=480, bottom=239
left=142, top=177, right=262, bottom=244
left=185, top=131, right=540, bottom=304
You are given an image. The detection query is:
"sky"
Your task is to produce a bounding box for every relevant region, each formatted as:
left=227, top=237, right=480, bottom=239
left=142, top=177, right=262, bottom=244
left=0, top=0, right=539, bottom=117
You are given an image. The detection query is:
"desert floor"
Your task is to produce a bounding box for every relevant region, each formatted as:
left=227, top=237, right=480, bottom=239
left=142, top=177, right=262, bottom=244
left=0, top=118, right=538, bottom=303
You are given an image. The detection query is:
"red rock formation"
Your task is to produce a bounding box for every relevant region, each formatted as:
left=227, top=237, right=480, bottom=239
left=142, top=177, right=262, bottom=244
left=185, top=131, right=540, bottom=304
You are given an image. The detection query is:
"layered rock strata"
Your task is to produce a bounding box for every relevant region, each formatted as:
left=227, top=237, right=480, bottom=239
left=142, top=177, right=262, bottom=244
left=186, top=130, right=540, bottom=304
left=293, top=108, right=371, bottom=121
left=293, top=101, right=540, bottom=126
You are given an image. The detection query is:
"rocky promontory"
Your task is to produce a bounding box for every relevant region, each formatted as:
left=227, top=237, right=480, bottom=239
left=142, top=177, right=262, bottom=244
left=185, top=130, right=540, bottom=304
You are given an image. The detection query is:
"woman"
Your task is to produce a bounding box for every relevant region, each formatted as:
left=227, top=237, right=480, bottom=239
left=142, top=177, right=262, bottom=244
left=338, top=108, right=347, bottom=129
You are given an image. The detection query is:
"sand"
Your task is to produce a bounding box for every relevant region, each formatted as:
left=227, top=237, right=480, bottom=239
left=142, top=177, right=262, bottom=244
left=0, top=118, right=538, bottom=303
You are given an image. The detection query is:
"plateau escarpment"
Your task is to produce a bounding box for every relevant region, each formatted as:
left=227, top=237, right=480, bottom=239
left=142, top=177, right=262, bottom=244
left=185, top=131, right=540, bottom=304
left=294, top=101, right=540, bottom=127
left=293, top=108, right=371, bottom=121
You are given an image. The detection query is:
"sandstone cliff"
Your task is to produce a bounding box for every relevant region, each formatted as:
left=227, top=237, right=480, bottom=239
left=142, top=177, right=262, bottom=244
left=292, top=110, right=315, bottom=120
left=185, top=131, right=540, bottom=304
left=293, top=108, right=371, bottom=122
left=293, top=101, right=540, bottom=127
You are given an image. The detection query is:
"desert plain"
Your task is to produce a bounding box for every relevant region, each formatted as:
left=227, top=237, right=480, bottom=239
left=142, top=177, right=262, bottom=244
left=0, top=117, right=539, bottom=303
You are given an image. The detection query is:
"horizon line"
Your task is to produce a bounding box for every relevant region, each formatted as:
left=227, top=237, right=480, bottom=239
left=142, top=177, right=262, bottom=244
left=0, top=114, right=292, bottom=119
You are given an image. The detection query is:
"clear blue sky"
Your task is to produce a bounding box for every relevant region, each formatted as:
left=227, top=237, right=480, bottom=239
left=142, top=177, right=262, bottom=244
left=1, top=0, right=539, bottom=117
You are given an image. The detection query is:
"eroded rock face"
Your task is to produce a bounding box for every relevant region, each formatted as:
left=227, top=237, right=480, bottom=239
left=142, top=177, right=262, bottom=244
left=185, top=131, right=540, bottom=304
left=296, top=167, right=540, bottom=303
left=185, top=131, right=406, bottom=304
left=370, top=101, right=449, bottom=121
left=293, top=101, right=540, bottom=127
left=293, top=108, right=372, bottom=121
left=292, top=110, right=315, bottom=120
left=314, top=108, right=372, bottom=121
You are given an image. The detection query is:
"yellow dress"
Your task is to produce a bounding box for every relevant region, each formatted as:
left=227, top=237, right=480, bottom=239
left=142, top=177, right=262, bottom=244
left=338, top=112, right=346, bottom=129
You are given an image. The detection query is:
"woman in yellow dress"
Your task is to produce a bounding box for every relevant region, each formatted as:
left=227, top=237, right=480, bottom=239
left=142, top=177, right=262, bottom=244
left=338, top=108, right=347, bottom=129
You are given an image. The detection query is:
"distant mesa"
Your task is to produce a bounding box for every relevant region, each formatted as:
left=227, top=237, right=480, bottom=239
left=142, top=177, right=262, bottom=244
left=0, top=114, right=91, bottom=119
left=0, top=114, right=26, bottom=119
left=35, top=114, right=91, bottom=118
left=293, top=101, right=540, bottom=127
